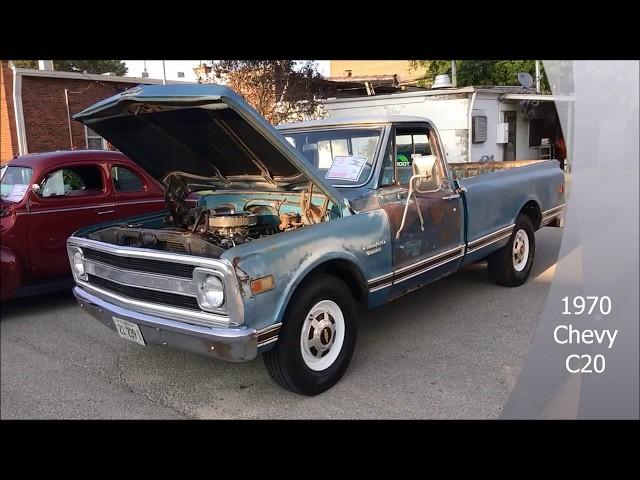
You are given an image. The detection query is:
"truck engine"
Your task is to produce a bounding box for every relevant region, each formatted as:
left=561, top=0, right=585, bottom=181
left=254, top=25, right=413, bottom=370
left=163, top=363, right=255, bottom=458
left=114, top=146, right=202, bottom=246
left=87, top=175, right=331, bottom=257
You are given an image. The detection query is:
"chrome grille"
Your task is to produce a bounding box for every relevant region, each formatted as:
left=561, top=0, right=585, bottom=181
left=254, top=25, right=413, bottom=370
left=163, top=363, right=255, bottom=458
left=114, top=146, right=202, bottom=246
left=68, top=236, right=242, bottom=327
left=83, top=248, right=195, bottom=278
left=88, top=274, right=201, bottom=311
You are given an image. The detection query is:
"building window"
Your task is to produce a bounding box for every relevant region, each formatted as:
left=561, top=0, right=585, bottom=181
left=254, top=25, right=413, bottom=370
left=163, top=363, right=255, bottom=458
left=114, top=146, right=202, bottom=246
left=85, top=126, right=108, bottom=150
left=472, top=116, right=488, bottom=143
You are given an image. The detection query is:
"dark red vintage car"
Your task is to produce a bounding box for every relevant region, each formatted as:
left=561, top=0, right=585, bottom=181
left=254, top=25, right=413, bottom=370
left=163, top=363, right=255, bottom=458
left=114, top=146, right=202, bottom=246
left=0, top=150, right=167, bottom=301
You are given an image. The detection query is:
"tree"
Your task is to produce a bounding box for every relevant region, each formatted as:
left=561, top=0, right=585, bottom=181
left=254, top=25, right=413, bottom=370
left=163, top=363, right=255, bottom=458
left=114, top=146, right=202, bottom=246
left=12, top=60, right=127, bottom=76
left=210, top=60, right=326, bottom=125
left=409, top=60, right=550, bottom=93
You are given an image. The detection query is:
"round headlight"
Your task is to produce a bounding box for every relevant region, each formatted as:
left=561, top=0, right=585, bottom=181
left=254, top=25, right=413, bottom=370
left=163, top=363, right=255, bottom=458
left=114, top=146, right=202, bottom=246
left=201, top=275, right=224, bottom=308
left=73, top=251, right=85, bottom=277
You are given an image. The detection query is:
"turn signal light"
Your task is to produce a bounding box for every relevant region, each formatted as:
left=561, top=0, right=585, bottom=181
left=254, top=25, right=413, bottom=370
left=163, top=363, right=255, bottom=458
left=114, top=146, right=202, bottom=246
left=250, top=275, right=275, bottom=295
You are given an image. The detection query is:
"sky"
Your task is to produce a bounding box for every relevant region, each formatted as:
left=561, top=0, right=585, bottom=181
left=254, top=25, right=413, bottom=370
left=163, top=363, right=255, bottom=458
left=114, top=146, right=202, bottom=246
left=124, top=60, right=331, bottom=82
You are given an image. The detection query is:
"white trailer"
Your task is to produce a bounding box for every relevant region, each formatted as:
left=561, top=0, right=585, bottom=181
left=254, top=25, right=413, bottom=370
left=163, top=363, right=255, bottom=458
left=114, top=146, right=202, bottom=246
left=322, top=86, right=573, bottom=166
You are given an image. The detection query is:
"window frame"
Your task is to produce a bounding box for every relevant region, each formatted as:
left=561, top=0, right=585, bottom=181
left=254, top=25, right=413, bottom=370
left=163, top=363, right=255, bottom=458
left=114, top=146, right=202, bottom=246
left=378, top=122, right=451, bottom=191
left=110, top=164, right=146, bottom=193
left=36, top=164, right=106, bottom=199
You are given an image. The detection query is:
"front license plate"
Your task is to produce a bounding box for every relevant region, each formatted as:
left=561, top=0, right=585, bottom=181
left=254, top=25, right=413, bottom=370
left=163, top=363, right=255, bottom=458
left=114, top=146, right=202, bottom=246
left=112, top=317, right=146, bottom=346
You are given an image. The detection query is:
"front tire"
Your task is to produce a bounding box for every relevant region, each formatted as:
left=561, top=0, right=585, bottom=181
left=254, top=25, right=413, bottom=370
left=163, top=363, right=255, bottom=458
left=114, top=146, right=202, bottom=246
left=263, top=274, right=357, bottom=395
left=487, top=213, right=536, bottom=287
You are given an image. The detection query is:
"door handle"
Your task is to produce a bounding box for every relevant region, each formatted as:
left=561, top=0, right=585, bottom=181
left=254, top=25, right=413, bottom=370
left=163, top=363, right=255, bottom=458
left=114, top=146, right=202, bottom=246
left=442, top=194, right=460, bottom=200
left=97, top=209, right=115, bottom=215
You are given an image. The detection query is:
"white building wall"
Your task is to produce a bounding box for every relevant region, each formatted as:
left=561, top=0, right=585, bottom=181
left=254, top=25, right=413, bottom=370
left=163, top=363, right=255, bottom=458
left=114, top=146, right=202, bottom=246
left=470, top=95, right=500, bottom=162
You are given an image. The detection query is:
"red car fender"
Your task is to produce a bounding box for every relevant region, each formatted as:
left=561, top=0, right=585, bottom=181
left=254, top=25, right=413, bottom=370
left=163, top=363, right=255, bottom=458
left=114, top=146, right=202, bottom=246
left=0, top=245, right=24, bottom=301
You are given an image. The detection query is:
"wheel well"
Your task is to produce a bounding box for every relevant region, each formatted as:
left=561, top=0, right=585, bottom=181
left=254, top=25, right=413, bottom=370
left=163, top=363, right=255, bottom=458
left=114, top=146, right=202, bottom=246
left=299, top=259, right=368, bottom=308
left=520, top=200, right=542, bottom=230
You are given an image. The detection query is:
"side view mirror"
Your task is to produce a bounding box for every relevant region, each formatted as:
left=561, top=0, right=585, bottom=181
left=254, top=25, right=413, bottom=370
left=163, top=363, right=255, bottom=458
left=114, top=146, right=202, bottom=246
left=31, top=183, right=41, bottom=194
left=412, top=155, right=440, bottom=193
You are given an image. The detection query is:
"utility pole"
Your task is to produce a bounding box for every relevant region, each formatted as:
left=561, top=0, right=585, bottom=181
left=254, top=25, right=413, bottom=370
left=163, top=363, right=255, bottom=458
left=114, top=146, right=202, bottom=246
left=162, top=60, right=167, bottom=85
left=64, top=89, right=74, bottom=149
left=535, top=60, right=541, bottom=93
left=451, top=60, right=457, bottom=87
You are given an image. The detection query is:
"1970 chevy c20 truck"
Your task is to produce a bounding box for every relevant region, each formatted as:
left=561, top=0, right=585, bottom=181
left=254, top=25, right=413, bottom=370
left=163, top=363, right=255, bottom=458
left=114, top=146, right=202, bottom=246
left=67, top=84, right=565, bottom=395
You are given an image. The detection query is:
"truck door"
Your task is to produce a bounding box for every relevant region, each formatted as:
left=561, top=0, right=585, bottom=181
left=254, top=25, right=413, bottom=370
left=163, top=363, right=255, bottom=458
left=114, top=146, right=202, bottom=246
left=378, top=124, right=465, bottom=297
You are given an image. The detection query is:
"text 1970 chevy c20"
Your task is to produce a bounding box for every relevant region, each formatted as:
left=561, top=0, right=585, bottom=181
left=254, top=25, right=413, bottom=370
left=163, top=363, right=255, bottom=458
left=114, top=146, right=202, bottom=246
left=67, top=84, right=565, bottom=395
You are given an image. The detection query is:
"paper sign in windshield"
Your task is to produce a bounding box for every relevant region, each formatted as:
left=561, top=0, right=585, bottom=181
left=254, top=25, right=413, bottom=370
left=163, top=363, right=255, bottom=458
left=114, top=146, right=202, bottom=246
left=325, top=155, right=367, bottom=182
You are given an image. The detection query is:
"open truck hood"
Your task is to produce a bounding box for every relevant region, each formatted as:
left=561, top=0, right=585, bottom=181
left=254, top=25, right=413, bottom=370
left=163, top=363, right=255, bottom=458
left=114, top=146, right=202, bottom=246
left=73, top=84, right=348, bottom=209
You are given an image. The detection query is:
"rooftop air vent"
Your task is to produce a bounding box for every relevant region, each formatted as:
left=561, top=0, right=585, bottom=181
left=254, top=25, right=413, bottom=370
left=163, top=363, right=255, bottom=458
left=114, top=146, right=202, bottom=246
left=431, top=74, right=453, bottom=89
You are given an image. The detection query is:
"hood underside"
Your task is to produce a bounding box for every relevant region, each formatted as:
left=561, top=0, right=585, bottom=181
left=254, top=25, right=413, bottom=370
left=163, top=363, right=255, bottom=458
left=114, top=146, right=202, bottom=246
left=73, top=84, right=346, bottom=205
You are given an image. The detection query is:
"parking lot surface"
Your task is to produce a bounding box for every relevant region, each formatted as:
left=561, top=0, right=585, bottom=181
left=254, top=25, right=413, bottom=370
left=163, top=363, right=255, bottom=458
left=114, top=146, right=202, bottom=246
left=1, top=228, right=562, bottom=419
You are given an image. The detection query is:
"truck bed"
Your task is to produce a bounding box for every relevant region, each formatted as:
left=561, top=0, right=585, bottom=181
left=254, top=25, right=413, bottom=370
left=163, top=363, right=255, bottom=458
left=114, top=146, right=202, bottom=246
left=454, top=159, right=565, bottom=265
left=449, top=160, right=548, bottom=180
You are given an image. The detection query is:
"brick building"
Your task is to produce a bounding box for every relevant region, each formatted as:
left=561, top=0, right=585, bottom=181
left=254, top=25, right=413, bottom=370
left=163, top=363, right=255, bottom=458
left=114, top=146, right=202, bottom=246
left=1, top=61, right=189, bottom=164
left=329, top=60, right=423, bottom=83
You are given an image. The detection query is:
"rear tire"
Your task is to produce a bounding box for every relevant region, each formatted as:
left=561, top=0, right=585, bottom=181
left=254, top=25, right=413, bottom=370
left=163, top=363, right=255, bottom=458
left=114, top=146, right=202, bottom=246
left=487, top=213, right=536, bottom=287
left=263, top=274, right=357, bottom=395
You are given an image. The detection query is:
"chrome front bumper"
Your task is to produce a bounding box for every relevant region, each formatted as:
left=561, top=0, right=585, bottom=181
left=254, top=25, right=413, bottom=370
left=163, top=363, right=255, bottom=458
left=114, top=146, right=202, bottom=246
left=74, top=286, right=258, bottom=362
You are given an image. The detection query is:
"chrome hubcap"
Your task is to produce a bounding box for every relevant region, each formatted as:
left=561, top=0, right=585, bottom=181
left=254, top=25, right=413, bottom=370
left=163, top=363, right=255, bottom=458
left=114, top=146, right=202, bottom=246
left=300, top=300, right=345, bottom=371
left=512, top=229, right=530, bottom=272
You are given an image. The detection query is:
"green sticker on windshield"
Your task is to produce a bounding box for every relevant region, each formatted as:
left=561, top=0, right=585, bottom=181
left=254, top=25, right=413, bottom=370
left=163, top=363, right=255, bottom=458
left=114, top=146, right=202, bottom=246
left=396, top=154, right=410, bottom=167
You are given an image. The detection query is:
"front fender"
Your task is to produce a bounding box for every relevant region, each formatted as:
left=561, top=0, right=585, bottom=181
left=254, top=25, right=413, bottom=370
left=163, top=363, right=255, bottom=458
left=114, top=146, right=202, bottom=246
left=222, top=210, right=392, bottom=330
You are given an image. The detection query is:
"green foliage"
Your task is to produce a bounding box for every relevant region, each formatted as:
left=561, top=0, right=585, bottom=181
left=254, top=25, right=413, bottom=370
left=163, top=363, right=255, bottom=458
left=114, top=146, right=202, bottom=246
left=409, top=60, right=550, bottom=92
left=12, top=60, right=127, bottom=76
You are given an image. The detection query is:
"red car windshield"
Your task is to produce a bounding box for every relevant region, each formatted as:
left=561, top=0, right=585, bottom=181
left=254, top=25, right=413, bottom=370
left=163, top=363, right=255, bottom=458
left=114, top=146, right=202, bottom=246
left=0, top=166, right=33, bottom=203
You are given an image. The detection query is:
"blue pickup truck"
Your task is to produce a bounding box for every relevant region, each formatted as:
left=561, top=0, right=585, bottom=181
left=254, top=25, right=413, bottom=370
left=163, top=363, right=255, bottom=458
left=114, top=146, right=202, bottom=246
left=67, top=84, right=565, bottom=395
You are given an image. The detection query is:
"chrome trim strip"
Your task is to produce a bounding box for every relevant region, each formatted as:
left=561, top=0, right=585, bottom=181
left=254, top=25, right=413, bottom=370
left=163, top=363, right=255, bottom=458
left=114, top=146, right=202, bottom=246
left=29, top=203, right=116, bottom=215
left=394, top=245, right=466, bottom=275
left=257, top=337, right=278, bottom=347
left=367, top=272, right=394, bottom=285
left=116, top=199, right=166, bottom=206
left=369, top=282, right=393, bottom=293
left=76, top=282, right=231, bottom=328
left=466, top=232, right=513, bottom=254
left=394, top=253, right=465, bottom=285
left=467, top=224, right=515, bottom=249
left=85, top=261, right=198, bottom=297
left=257, top=323, right=282, bottom=336
left=542, top=203, right=565, bottom=216
left=367, top=245, right=465, bottom=291
left=70, top=237, right=229, bottom=268
left=256, top=323, right=281, bottom=347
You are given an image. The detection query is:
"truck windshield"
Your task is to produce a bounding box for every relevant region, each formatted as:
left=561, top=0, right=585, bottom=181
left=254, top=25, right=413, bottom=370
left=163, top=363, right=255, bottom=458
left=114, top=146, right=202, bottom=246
left=283, top=127, right=382, bottom=186
left=0, top=166, right=33, bottom=203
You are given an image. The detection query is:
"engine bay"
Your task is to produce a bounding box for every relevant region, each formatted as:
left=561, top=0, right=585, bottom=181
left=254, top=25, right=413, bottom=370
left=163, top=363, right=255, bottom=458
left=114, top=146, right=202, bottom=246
left=87, top=184, right=335, bottom=256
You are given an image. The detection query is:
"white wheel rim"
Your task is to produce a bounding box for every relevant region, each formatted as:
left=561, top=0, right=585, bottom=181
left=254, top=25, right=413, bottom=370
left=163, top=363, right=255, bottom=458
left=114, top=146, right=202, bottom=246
left=512, top=229, right=530, bottom=272
left=300, top=300, right=345, bottom=371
